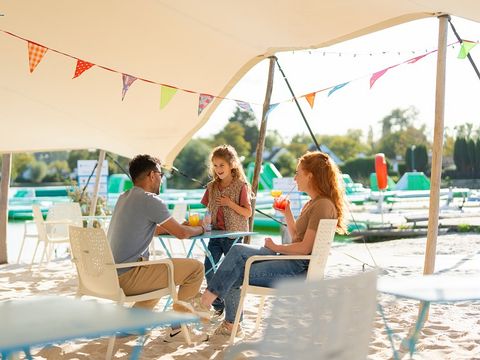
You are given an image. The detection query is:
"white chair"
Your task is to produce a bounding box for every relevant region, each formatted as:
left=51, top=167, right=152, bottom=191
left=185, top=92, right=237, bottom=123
left=150, top=202, right=188, bottom=258
left=226, top=270, right=378, bottom=360
left=68, top=226, right=191, bottom=360
left=16, top=219, right=37, bottom=263
left=30, top=205, right=72, bottom=264
left=46, top=202, right=83, bottom=236
left=230, top=219, right=338, bottom=344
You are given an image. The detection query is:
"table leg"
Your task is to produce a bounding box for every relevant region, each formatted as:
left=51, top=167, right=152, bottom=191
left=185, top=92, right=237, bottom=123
left=186, top=239, right=197, bottom=258
left=200, top=238, right=217, bottom=276
left=158, top=238, right=173, bottom=258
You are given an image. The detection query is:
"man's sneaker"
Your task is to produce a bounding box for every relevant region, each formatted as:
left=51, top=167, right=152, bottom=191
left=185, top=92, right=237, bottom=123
left=163, top=326, right=209, bottom=343
left=213, top=307, right=224, bottom=317
left=173, top=293, right=211, bottom=323
left=213, top=321, right=244, bottom=338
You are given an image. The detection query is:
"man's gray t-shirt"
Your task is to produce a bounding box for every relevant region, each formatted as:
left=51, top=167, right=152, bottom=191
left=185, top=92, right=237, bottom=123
left=108, top=186, right=171, bottom=274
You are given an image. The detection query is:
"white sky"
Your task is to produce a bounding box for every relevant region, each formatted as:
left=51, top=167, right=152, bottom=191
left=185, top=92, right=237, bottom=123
left=195, top=16, right=480, bottom=143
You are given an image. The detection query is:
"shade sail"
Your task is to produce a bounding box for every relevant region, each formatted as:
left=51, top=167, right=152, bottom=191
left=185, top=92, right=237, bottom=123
left=1, top=1, right=479, bottom=164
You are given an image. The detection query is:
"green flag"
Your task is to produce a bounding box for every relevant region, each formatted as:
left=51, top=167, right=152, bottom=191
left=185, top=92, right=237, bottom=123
left=160, top=86, right=178, bottom=109
left=458, top=41, right=477, bottom=59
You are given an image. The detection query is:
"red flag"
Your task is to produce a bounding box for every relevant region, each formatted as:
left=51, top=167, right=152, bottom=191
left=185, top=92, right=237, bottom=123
left=73, top=60, right=94, bottom=79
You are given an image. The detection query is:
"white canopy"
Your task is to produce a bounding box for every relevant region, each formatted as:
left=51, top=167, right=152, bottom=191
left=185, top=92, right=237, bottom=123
left=1, top=1, right=480, bottom=164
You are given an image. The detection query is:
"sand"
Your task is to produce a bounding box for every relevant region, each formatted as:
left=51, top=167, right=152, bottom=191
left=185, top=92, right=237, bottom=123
left=1, top=227, right=480, bottom=359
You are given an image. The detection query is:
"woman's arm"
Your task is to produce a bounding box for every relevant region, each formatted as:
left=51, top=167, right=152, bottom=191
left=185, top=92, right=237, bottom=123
left=264, top=227, right=317, bottom=255
left=278, top=200, right=297, bottom=240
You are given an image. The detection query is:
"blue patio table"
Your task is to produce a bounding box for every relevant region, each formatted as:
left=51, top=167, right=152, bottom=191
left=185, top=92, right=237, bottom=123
left=158, top=230, right=257, bottom=275
left=0, top=296, right=198, bottom=360
left=377, top=274, right=480, bottom=360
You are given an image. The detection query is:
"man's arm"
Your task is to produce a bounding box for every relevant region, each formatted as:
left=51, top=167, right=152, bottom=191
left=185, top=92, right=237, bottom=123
left=157, top=217, right=205, bottom=239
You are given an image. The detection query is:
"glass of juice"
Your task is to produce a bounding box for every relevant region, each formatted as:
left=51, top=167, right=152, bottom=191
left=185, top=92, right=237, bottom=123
left=271, top=189, right=282, bottom=198
left=188, top=212, right=200, bottom=226
left=273, top=196, right=288, bottom=210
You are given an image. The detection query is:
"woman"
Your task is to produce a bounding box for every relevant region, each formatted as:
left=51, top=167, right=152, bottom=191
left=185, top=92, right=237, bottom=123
left=200, top=151, right=347, bottom=337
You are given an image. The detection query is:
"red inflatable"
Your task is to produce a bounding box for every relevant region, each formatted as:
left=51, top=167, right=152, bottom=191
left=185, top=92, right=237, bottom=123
left=375, top=153, right=388, bottom=190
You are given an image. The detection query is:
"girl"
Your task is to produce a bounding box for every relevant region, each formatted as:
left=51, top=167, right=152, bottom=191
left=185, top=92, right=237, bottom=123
left=200, top=151, right=347, bottom=337
left=200, top=144, right=252, bottom=317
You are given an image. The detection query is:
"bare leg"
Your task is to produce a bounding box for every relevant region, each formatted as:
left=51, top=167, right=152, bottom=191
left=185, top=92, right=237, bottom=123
left=201, top=289, right=218, bottom=308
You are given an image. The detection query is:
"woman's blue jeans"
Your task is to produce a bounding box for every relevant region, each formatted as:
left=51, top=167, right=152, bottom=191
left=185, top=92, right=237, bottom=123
left=206, top=243, right=309, bottom=324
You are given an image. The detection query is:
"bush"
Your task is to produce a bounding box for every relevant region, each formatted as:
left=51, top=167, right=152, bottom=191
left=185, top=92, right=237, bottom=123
left=340, top=156, right=392, bottom=181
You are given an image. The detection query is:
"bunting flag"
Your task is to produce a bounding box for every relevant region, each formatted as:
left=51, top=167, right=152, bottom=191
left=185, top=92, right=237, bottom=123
left=266, top=103, right=279, bottom=117
left=160, top=85, right=178, bottom=109
left=235, top=100, right=253, bottom=113
left=121, top=74, right=137, bottom=101
left=27, top=42, right=48, bottom=73
left=198, top=94, right=214, bottom=115
left=406, top=53, right=429, bottom=64
left=458, top=41, right=477, bottom=59
left=328, top=82, right=349, bottom=96
left=73, top=60, right=94, bottom=79
left=370, top=65, right=398, bottom=88
left=305, top=92, right=316, bottom=108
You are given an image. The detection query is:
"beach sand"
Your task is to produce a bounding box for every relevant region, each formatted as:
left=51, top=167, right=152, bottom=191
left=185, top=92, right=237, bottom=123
left=1, top=228, right=480, bottom=359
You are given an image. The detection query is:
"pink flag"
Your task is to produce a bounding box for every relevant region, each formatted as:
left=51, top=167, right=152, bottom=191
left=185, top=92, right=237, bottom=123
left=27, top=42, right=48, bottom=73
left=73, top=60, right=94, bottom=79
left=235, top=100, right=253, bottom=113
left=122, top=74, right=137, bottom=101
left=370, top=65, right=398, bottom=88
left=198, top=94, right=214, bottom=115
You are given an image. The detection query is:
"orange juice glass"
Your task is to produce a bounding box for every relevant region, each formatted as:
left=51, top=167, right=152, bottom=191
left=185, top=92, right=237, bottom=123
left=271, top=189, right=282, bottom=198
left=188, top=212, right=200, bottom=226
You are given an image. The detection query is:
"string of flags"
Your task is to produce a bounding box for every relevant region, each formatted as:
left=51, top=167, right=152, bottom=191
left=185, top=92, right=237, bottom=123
left=3, top=29, right=477, bottom=118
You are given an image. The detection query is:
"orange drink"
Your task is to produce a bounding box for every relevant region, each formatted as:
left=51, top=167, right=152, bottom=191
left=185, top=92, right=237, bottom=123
left=273, top=196, right=288, bottom=210
left=188, top=212, right=200, bottom=226
left=271, top=189, right=282, bottom=198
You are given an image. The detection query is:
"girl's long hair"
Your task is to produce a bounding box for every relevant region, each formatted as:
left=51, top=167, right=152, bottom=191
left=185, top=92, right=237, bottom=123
left=209, top=145, right=252, bottom=193
left=299, top=151, right=347, bottom=234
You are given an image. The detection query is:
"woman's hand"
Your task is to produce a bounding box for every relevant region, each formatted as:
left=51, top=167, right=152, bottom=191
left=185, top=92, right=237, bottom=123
left=216, top=195, right=232, bottom=207
left=273, top=198, right=290, bottom=214
left=264, top=237, right=277, bottom=251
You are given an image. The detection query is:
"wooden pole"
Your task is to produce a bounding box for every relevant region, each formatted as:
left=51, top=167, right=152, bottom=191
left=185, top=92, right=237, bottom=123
left=424, top=15, right=448, bottom=276
left=0, top=153, right=12, bottom=264
left=246, top=56, right=276, bottom=243
left=417, top=14, right=448, bottom=324
left=89, top=150, right=106, bottom=217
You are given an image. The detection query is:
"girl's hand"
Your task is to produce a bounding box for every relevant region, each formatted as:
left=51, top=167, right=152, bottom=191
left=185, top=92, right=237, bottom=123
left=216, top=195, right=232, bottom=207
left=264, top=237, right=277, bottom=251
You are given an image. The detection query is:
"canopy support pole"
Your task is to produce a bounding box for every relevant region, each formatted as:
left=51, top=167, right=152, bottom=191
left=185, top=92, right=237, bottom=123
left=247, top=56, right=276, bottom=243
left=419, top=14, right=448, bottom=322
left=89, top=150, right=106, bottom=218
left=0, top=153, right=12, bottom=264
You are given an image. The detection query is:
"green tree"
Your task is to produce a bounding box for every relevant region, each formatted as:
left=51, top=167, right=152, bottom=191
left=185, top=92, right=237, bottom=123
left=228, top=108, right=258, bottom=156
left=453, top=137, right=468, bottom=176
left=67, top=150, right=100, bottom=173
left=44, top=160, right=71, bottom=183
left=29, top=162, right=48, bottom=183
left=264, top=130, right=284, bottom=153
left=273, top=151, right=297, bottom=177
left=212, top=122, right=251, bottom=158
left=287, top=134, right=311, bottom=159
left=376, top=125, right=428, bottom=160
left=379, top=107, right=418, bottom=137
left=318, top=129, right=369, bottom=161
left=12, top=153, right=36, bottom=182
left=171, top=139, right=211, bottom=189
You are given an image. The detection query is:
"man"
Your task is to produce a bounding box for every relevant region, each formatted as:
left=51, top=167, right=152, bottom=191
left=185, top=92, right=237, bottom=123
left=108, top=154, right=208, bottom=341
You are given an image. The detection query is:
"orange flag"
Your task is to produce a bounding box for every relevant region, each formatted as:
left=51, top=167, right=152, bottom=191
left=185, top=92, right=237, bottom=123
left=28, top=42, right=48, bottom=73
left=305, top=92, right=316, bottom=108
left=73, top=60, right=94, bottom=79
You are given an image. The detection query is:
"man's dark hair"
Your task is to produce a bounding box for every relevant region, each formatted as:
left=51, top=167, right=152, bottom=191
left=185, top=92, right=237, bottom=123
left=129, top=154, right=161, bottom=182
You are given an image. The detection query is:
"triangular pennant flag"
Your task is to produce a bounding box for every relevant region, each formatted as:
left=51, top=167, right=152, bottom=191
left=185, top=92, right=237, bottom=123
left=305, top=93, right=316, bottom=108
left=235, top=100, right=253, bottom=113
left=458, top=41, right=477, bottom=59
left=198, top=94, right=214, bottom=115
left=27, top=42, right=48, bottom=73
left=122, top=74, right=137, bottom=101
left=370, top=65, right=397, bottom=88
left=160, top=85, right=178, bottom=109
left=328, top=82, right=349, bottom=96
left=406, top=53, right=429, bottom=64
left=73, top=59, right=94, bottom=79
left=266, top=103, right=279, bottom=117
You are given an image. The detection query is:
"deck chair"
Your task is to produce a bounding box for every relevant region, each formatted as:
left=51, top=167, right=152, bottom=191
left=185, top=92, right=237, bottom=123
left=68, top=226, right=190, bottom=360
left=226, top=270, right=378, bottom=360
left=30, top=205, right=72, bottom=264
left=230, top=219, right=337, bottom=344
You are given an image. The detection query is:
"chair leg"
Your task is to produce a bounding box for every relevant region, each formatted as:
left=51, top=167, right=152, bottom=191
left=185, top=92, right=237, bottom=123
left=105, top=335, right=116, bottom=360
left=253, top=296, right=266, bottom=334
left=181, top=324, right=191, bottom=345
left=16, top=234, right=27, bottom=264
left=31, top=240, right=41, bottom=264
left=230, top=288, right=248, bottom=345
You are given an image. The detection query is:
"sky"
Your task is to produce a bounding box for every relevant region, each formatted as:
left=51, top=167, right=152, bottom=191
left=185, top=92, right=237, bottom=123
left=195, top=16, right=480, bottom=143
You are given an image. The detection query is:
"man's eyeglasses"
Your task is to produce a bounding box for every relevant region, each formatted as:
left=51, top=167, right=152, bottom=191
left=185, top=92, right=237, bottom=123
left=152, top=170, right=164, bottom=178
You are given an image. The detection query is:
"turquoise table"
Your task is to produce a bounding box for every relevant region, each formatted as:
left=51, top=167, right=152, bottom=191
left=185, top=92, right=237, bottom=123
left=377, top=274, right=480, bottom=360
left=158, top=230, right=257, bottom=275
left=0, top=296, right=198, bottom=360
